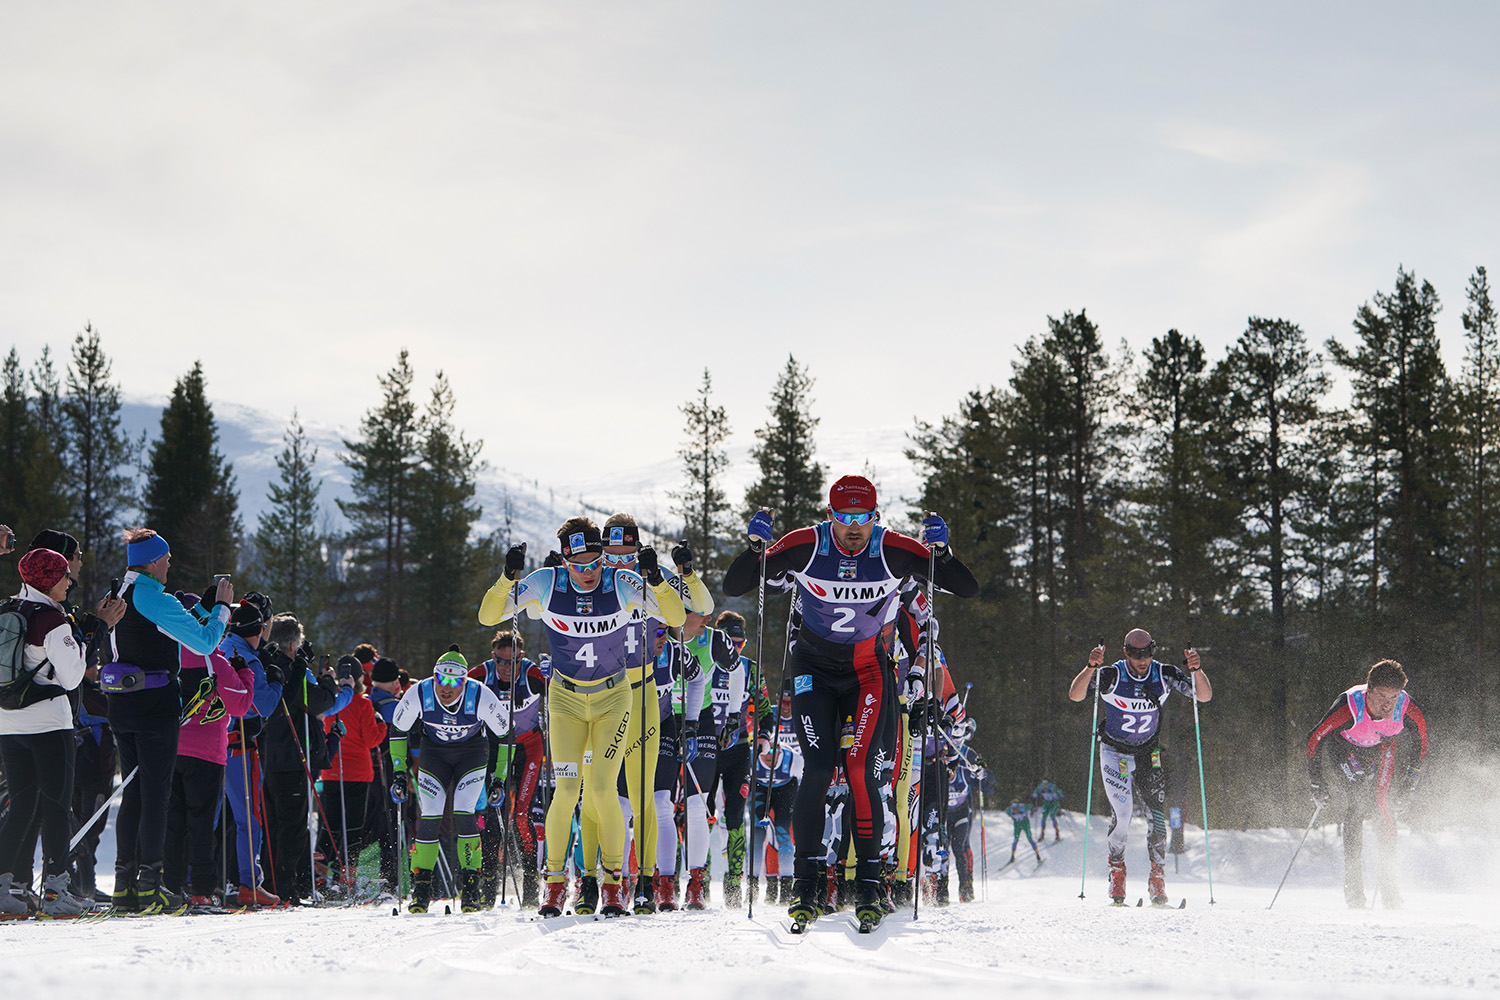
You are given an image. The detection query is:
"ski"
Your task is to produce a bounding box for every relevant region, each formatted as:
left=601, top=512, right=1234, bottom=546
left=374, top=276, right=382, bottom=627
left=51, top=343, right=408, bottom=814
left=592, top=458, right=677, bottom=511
left=787, top=914, right=814, bottom=934
left=1135, top=897, right=1188, bottom=909
left=854, top=912, right=883, bottom=934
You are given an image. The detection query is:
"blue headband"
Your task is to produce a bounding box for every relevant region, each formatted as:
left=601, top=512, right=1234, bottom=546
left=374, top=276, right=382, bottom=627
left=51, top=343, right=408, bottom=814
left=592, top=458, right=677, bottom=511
left=127, top=534, right=170, bottom=565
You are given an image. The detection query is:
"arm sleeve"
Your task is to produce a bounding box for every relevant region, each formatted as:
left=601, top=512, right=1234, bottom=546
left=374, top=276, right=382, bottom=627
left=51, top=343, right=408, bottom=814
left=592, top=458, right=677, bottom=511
left=478, top=568, right=552, bottom=626
left=1306, top=696, right=1353, bottom=782
left=881, top=531, right=979, bottom=598
left=40, top=620, right=87, bottom=691
left=626, top=570, right=686, bottom=627
left=721, top=529, right=817, bottom=597
left=477, top=684, right=512, bottom=739
left=1405, top=701, right=1428, bottom=762
left=137, top=585, right=231, bottom=656
left=390, top=686, right=422, bottom=736
left=358, top=696, right=387, bottom=751
left=213, top=652, right=257, bottom=717
left=1161, top=663, right=1198, bottom=698
left=679, top=642, right=709, bottom=722
left=325, top=685, right=354, bottom=717
left=680, top=571, right=714, bottom=615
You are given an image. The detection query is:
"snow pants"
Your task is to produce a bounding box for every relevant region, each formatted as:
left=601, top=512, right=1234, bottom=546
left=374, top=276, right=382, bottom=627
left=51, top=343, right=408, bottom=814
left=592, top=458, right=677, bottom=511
left=0, top=729, right=75, bottom=880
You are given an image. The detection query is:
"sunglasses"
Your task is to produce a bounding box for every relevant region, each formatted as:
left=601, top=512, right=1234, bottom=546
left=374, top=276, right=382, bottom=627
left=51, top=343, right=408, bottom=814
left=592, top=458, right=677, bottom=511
left=602, top=551, right=636, bottom=566
left=1125, top=646, right=1154, bottom=660
left=492, top=656, right=515, bottom=664
left=831, top=510, right=876, bottom=526
left=437, top=673, right=465, bottom=688
left=654, top=628, right=667, bottom=638
left=566, top=555, right=605, bottom=572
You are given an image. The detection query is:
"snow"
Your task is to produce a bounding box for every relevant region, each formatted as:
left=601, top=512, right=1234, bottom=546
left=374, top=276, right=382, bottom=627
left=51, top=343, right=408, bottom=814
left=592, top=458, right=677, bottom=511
left=6, top=810, right=1499, bottom=999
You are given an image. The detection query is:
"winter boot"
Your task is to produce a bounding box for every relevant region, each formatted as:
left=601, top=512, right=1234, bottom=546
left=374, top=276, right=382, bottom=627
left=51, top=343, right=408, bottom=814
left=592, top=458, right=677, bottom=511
left=1108, top=857, right=1127, bottom=904
left=723, top=874, right=743, bottom=909
left=633, top=874, right=656, bottom=915
left=1148, top=862, right=1167, bottom=906
left=236, top=883, right=280, bottom=907
left=958, top=874, right=974, bottom=903
left=407, top=869, right=434, bottom=913
left=135, top=864, right=184, bottom=915
left=574, top=875, right=599, bottom=915
left=779, top=875, right=795, bottom=905
left=853, top=879, right=885, bottom=932
left=538, top=877, right=567, bottom=917
left=41, top=881, right=89, bottom=918
left=599, top=877, right=628, bottom=917
left=111, top=864, right=139, bottom=913
left=0, top=873, right=31, bottom=919
left=654, top=873, right=678, bottom=911
left=684, top=867, right=708, bottom=910
left=460, top=869, right=484, bottom=912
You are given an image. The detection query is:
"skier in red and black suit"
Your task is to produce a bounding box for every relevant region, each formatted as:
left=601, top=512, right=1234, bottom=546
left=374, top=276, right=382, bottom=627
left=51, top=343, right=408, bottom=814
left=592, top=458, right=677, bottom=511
left=1306, top=658, right=1428, bottom=909
left=722, top=474, right=977, bottom=929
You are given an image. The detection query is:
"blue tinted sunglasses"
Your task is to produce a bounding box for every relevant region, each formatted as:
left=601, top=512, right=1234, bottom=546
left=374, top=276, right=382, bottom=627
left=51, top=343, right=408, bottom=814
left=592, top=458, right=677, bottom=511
left=831, top=510, right=876, bottom=526
left=566, top=555, right=605, bottom=572
left=436, top=672, right=465, bottom=688
left=602, top=551, right=636, bottom=566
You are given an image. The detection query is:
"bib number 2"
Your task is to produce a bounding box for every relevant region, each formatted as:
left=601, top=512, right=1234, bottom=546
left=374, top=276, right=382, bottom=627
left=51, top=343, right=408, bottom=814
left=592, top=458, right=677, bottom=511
left=830, top=608, right=856, bottom=633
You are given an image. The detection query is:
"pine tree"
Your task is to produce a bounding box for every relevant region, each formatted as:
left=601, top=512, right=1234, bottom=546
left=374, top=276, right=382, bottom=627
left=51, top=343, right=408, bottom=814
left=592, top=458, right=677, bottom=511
left=254, top=413, right=327, bottom=624
left=408, top=371, right=484, bottom=665
left=62, top=325, right=140, bottom=602
left=142, top=361, right=241, bottom=590
left=1457, top=266, right=1500, bottom=726
left=744, top=355, right=826, bottom=530
left=339, top=351, right=421, bottom=663
left=671, top=368, right=733, bottom=581
left=0, top=347, right=71, bottom=593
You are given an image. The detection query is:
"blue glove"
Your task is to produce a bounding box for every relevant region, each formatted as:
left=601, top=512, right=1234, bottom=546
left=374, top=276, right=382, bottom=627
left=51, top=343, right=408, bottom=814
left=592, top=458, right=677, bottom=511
left=390, top=772, right=409, bottom=804
left=922, top=514, right=949, bottom=550
left=487, top=775, right=506, bottom=808
left=684, top=735, right=699, bottom=762
left=747, top=510, right=774, bottom=550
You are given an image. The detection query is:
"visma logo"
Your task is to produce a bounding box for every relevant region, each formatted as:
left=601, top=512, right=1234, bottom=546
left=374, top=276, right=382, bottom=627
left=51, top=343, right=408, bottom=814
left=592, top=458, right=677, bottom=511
left=807, top=582, right=828, bottom=597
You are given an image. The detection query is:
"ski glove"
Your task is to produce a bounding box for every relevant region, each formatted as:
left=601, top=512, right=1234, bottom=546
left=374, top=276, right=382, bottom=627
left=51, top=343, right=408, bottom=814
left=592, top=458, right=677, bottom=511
left=747, top=510, right=774, bottom=551
left=487, top=775, right=506, bottom=808
left=543, top=550, right=563, bottom=568
left=505, top=543, right=528, bottom=580
left=908, top=698, right=928, bottom=737
left=390, top=772, right=410, bottom=804
left=720, top=713, right=742, bottom=749
left=671, top=541, right=694, bottom=574
left=637, top=545, right=665, bottom=585
left=683, top=719, right=700, bottom=762
left=1310, top=781, right=1329, bottom=807
left=921, top=514, right=949, bottom=552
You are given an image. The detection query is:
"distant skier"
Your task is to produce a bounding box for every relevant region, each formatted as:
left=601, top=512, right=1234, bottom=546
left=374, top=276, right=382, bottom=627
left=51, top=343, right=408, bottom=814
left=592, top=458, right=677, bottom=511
left=1068, top=628, right=1211, bottom=906
left=1031, top=779, right=1063, bottom=841
left=1005, top=798, right=1040, bottom=864
left=1305, top=659, right=1427, bottom=909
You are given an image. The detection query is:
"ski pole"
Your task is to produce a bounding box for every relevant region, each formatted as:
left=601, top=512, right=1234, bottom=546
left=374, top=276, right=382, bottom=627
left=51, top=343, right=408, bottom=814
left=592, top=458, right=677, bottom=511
left=637, top=607, right=649, bottom=910
left=304, top=696, right=320, bottom=903
left=914, top=522, right=937, bottom=920
left=499, top=657, right=517, bottom=907
left=746, top=514, right=769, bottom=920
left=1078, top=638, right=1104, bottom=899
left=1268, top=802, right=1322, bottom=909
left=978, top=787, right=988, bottom=901
left=961, top=681, right=972, bottom=713
left=69, top=766, right=138, bottom=852
left=1189, top=647, right=1214, bottom=904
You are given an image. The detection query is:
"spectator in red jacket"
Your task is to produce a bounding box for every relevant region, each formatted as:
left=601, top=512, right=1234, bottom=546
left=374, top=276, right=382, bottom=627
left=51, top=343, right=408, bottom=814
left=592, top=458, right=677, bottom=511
left=320, top=656, right=388, bottom=887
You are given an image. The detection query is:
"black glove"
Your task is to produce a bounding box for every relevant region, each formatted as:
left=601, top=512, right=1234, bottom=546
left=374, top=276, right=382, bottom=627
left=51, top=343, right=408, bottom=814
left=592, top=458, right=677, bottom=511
left=229, top=653, right=250, bottom=672
left=543, top=550, right=563, bottom=568
left=1310, top=781, right=1330, bottom=807
left=637, top=545, right=664, bottom=585
left=297, top=640, right=315, bottom=660
left=671, top=541, right=694, bottom=574
left=487, top=774, right=506, bottom=805
left=908, top=697, right=928, bottom=737
left=505, top=543, right=528, bottom=580
left=264, top=662, right=286, bottom=686
left=390, top=772, right=409, bottom=804
left=720, top=712, right=741, bottom=749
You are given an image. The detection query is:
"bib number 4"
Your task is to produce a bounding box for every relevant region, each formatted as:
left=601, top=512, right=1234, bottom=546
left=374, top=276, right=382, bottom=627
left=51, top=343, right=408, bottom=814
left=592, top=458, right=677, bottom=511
left=575, top=642, right=598, bottom=671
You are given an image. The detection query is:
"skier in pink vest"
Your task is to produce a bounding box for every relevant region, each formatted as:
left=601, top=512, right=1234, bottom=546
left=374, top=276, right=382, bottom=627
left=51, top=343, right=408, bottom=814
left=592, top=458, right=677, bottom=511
left=1306, top=659, right=1428, bottom=909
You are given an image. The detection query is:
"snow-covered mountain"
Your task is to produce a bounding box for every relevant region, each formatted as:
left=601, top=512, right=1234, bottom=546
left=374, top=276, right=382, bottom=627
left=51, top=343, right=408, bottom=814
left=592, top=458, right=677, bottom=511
left=120, top=399, right=925, bottom=549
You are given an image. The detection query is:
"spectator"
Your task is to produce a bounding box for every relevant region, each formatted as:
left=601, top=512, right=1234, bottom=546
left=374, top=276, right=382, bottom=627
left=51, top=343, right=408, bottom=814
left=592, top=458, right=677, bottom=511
left=70, top=659, right=115, bottom=904
left=319, top=656, right=387, bottom=890
left=0, top=549, right=91, bottom=918
left=218, top=595, right=283, bottom=906
left=353, top=642, right=378, bottom=690
left=163, top=592, right=256, bottom=905
left=367, top=657, right=403, bottom=893
left=105, top=528, right=232, bottom=913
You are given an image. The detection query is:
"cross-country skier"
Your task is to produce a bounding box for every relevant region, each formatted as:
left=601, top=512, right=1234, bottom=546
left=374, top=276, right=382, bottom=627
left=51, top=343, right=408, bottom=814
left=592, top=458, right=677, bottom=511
left=387, top=646, right=528, bottom=913
left=1005, top=797, right=1040, bottom=865
left=1305, top=659, right=1427, bottom=909
left=750, top=681, right=802, bottom=904
left=1031, top=779, right=1063, bottom=841
left=944, top=741, right=987, bottom=901
left=478, top=516, right=686, bottom=917
left=722, top=475, right=977, bottom=932
left=1068, top=628, right=1211, bottom=906
left=680, top=611, right=744, bottom=909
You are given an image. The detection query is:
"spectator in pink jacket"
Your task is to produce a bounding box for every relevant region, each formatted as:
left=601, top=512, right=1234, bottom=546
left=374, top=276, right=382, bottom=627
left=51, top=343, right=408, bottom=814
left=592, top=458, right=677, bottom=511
left=163, top=592, right=256, bottom=905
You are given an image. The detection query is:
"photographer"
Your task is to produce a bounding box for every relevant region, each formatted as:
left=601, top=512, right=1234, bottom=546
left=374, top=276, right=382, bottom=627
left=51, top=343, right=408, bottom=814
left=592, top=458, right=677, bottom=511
left=318, top=655, right=387, bottom=890
left=259, top=614, right=338, bottom=904
left=0, top=550, right=91, bottom=918
left=106, top=528, right=232, bottom=914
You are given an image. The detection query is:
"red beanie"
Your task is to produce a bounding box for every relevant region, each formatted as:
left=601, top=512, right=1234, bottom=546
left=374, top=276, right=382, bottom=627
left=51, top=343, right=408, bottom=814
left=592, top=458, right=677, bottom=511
left=829, top=475, right=878, bottom=512
left=19, top=548, right=69, bottom=593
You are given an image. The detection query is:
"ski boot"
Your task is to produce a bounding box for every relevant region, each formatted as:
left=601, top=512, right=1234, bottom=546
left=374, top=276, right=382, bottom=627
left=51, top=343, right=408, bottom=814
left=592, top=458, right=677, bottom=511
left=632, top=874, right=657, bottom=915
left=958, top=875, right=974, bottom=904
left=480, top=867, right=499, bottom=909
left=235, top=883, right=280, bottom=908
left=408, top=869, right=434, bottom=913
left=879, top=878, right=895, bottom=914
left=817, top=864, right=835, bottom=915
left=786, top=866, right=823, bottom=934
left=1148, top=862, right=1167, bottom=907
left=39, top=873, right=89, bottom=919
left=833, top=873, right=852, bottom=911
left=460, top=869, right=484, bottom=913
left=934, top=874, right=950, bottom=907
left=599, top=878, right=628, bottom=917
left=684, top=867, right=708, bottom=910
left=1034, top=847, right=1043, bottom=863
left=538, top=877, right=567, bottom=917
left=135, top=864, right=185, bottom=915
left=111, top=864, right=139, bottom=913
left=779, top=875, right=795, bottom=906
left=723, top=874, right=743, bottom=909
left=853, top=879, right=885, bottom=934
left=1108, top=857, right=1127, bottom=905
left=574, top=875, right=599, bottom=915
left=889, top=876, right=912, bottom=907
left=654, top=873, right=678, bottom=912
left=520, top=857, right=539, bottom=909
left=1010, top=850, right=1016, bottom=864
left=0, top=873, right=32, bottom=920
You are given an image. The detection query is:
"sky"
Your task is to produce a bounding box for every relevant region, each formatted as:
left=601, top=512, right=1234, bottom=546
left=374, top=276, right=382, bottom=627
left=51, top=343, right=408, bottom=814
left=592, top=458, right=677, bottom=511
left=3, top=1, right=1498, bottom=490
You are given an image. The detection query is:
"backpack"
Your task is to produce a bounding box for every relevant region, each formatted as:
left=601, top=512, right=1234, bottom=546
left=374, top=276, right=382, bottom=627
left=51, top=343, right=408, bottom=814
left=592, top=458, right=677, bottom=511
left=0, top=598, right=66, bottom=711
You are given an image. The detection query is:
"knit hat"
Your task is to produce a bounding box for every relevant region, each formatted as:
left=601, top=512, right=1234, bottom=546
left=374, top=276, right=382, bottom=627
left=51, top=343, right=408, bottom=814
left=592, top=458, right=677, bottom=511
left=371, top=657, right=400, bottom=683
left=230, top=600, right=265, bottom=637
left=18, top=548, right=69, bottom=593
left=829, top=474, right=877, bottom=513
left=434, top=645, right=468, bottom=686
left=28, top=529, right=80, bottom=560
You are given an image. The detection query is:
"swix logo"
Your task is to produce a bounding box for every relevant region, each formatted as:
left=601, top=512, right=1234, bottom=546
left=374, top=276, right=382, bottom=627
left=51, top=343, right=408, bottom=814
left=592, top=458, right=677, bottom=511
left=830, top=583, right=890, bottom=602
left=801, top=716, right=820, bottom=748
left=807, top=582, right=828, bottom=597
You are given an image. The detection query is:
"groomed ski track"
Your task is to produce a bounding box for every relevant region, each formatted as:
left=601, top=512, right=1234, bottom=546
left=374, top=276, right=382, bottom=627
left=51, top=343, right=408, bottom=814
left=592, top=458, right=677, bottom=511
left=3, top=810, right=1496, bottom=999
